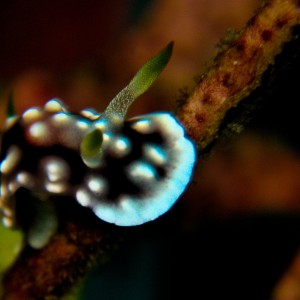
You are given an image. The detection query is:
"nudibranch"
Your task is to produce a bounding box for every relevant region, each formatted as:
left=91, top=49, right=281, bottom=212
left=0, top=42, right=196, bottom=249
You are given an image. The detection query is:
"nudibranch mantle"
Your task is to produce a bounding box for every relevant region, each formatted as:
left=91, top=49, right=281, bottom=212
left=0, top=42, right=196, bottom=248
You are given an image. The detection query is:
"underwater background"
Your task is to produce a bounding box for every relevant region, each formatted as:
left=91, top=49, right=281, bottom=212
left=1, top=1, right=300, bottom=299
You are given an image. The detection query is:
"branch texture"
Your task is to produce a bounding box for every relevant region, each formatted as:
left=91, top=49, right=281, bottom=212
left=177, top=0, right=300, bottom=151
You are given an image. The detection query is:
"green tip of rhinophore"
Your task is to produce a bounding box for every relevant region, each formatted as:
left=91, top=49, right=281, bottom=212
left=80, top=128, right=103, bottom=159
left=7, top=92, right=16, bottom=118
left=129, top=41, right=174, bottom=98
left=103, top=42, right=174, bottom=121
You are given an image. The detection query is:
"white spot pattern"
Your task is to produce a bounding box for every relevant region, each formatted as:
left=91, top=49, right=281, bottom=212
left=0, top=145, right=22, bottom=174
left=0, top=99, right=196, bottom=236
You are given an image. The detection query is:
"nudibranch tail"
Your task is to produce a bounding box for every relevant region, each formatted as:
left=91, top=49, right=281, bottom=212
left=102, top=41, right=174, bottom=122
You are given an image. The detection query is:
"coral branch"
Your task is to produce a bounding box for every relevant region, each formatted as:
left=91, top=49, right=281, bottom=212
left=176, top=0, right=300, bottom=150
left=1, top=201, right=121, bottom=300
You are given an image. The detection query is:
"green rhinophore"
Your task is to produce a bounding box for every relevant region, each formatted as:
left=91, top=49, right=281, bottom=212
left=80, top=128, right=103, bottom=160
left=103, top=42, right=174, bottom=120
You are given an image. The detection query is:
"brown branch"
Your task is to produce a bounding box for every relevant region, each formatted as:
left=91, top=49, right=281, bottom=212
left=2, top=0, right=300, bottom=299
left=176, top=0, right=300, bottom=151
left=1, top=200, right=123, bottom=300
